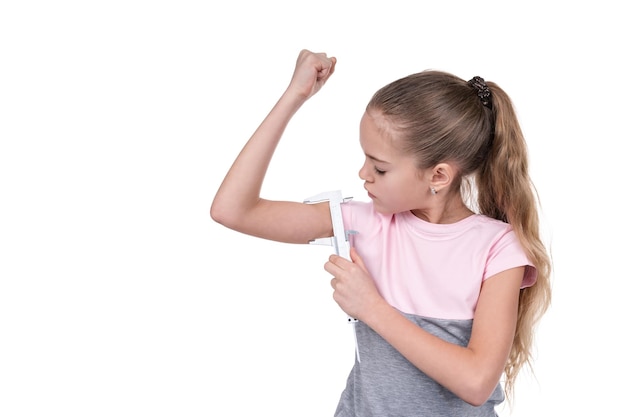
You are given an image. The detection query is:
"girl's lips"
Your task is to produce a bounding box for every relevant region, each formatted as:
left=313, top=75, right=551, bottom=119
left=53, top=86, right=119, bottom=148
left=367, top=191, right=375, bottom=200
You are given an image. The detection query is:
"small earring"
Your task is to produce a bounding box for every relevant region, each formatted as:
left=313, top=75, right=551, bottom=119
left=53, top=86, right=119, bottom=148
left=430, top=186, right=437, bottom=195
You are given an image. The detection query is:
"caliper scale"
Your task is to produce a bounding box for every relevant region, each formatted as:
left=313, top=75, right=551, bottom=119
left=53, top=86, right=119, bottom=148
left=304, top=190, right=360, bottom=362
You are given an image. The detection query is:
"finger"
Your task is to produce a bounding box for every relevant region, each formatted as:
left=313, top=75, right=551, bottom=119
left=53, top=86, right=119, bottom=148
left=316, top=62, right=332, bottom=80
left=330, top=277, right=337, bottom=289
left=323, top=260, right=333, bottom=274
left=329, top=254, right=356, bottom=272
left=315, top=54, right=336, bottom=80
left=324, top=259, right=341, bottom=275
left=328, top=56, right=337, bottom=77
left=350, top=247, right=366, bottom=270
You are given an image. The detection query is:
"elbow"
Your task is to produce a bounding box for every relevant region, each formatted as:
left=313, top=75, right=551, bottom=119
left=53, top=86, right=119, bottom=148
left=210, top=198, right=233, bottom=228
left=210, top=197, right=254, bottom=233
left=211, top=194, right=262, bottom=233
left=209, top=202, right=222, bottom=224
left=461, top=391, right=492, bottom=408
left=456, top=376, right=500, bottom=407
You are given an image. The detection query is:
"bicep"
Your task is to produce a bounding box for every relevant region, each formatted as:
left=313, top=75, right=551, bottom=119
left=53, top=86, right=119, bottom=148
left=225, top=199, right=333, bottom=244
left=467, top=267, right=525, bottom=379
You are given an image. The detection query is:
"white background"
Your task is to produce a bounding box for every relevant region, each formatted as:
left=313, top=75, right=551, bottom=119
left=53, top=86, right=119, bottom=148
left=1, top=1, right=624, bottom=416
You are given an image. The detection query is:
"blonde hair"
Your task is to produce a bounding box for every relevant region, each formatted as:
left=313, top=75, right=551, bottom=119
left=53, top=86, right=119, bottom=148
left=367, top=71, right=552, bottom=400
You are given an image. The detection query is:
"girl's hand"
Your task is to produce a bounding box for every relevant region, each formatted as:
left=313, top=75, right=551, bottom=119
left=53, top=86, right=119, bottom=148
left=324, top=247, right=384, bottom=321
left=286, top=49, right=336, bottom=101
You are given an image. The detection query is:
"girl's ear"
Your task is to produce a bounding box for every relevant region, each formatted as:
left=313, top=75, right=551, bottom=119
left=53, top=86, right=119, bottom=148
left=429, top=163, right=455, bottom=192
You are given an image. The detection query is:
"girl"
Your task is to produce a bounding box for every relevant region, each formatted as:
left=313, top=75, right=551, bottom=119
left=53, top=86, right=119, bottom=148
left=211, top=49, right=551, bottom=416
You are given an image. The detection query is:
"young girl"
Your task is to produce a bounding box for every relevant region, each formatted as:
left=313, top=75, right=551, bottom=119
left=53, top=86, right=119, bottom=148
left=211, top=49, right=551, bottom=416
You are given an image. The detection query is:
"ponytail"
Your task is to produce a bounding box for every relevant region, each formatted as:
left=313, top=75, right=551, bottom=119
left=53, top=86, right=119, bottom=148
left=477, top=83, right=552, bottom=400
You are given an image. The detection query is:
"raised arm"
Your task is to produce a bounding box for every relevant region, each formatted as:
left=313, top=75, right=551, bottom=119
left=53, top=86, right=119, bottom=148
left=210, top=50, right=336, bottom=243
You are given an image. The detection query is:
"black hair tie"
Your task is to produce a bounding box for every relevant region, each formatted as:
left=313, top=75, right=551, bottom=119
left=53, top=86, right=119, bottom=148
left=468, top=76, right=492, bottom=109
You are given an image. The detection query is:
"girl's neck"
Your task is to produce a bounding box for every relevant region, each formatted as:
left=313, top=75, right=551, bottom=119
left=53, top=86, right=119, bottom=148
left=411, top=198, right=474, bottom=224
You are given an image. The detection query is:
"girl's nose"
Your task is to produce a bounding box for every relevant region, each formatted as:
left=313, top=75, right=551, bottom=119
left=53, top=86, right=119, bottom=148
left=359, top=164, right=372, bottom=182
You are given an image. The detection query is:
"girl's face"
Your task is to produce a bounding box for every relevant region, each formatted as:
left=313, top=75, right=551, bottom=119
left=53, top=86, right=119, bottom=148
left=358, top=110, right=429, bottom=215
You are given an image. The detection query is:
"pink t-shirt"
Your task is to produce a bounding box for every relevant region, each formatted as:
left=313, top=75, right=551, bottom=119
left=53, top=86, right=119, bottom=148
left=342, top=201, right=536, bottom=320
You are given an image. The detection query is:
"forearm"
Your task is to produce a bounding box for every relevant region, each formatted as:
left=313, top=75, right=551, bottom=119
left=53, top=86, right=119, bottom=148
left=210, top=89, right=306, bottom=227
left=363, top=302, right=504, bottom=406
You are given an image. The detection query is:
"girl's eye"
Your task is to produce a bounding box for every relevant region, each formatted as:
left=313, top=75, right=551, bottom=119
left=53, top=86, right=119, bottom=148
left=374, top=167, right=386, bottom=175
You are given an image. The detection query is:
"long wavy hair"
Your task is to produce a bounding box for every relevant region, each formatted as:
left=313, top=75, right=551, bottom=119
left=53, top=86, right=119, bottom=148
left=367, top=70, right=552, bottom=401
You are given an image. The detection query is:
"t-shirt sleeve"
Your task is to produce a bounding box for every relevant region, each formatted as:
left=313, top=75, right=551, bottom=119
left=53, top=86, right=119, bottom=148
left=484, top=229, right=537, bottom=288
left=340, top=200, right=375, bottom=236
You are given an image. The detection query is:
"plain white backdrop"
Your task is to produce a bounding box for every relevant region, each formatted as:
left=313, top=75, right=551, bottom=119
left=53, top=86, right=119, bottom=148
left=1, top=1, right=624, bottom=416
